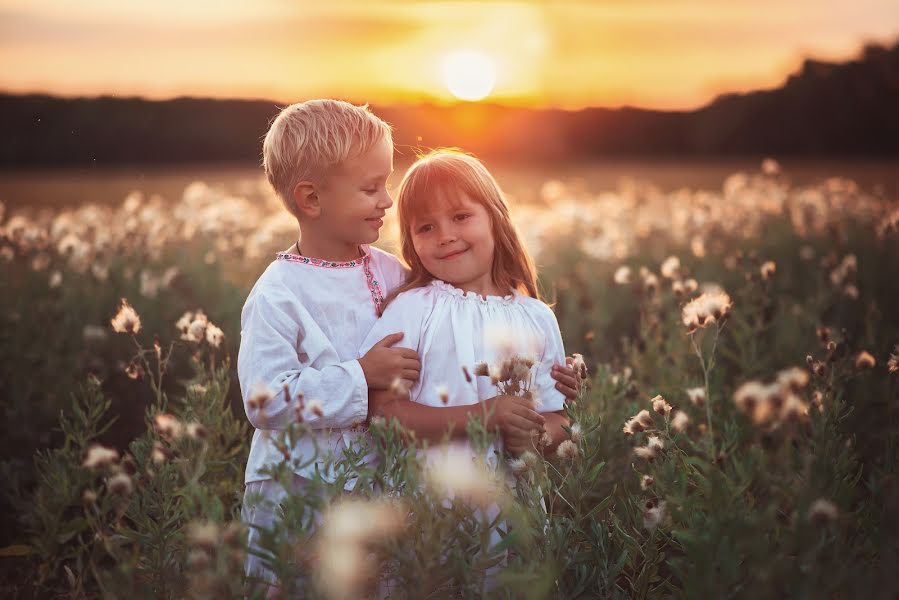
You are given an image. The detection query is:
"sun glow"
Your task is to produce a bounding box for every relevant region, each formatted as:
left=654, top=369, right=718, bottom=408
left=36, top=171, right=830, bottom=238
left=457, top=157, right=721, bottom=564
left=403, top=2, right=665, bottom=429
left=442, top=50, right=497, bottom=102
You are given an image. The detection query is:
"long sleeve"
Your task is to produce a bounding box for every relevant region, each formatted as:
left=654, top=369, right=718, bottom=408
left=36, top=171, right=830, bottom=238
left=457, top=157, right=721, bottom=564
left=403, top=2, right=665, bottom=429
left=237, top=287, right=369, bottom=431
left=359, top=290, right=426, bottom=357
left=530, top=303, right=567, bottom=413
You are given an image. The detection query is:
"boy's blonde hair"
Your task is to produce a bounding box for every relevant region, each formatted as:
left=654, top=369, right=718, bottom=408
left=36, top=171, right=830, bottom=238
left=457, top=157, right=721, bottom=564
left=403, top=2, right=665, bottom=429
left=388, top=149, right=539, bottom=305
left=262, top=99, right=393, bottom=218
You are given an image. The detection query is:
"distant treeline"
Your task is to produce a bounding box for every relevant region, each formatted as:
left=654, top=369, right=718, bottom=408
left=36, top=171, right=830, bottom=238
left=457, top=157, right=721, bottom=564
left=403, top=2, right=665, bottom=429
left=1, top=40, right=898, bottom=167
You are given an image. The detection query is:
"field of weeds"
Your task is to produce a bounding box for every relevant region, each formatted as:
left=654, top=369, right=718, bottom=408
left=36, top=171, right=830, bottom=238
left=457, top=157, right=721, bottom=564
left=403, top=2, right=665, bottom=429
left=1, top=161, right=898, bottom=598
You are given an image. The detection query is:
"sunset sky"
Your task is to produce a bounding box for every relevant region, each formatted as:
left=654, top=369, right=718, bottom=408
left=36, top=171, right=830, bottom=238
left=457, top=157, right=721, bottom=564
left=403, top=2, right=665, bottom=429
left=1, top=0, right=898, bottom=110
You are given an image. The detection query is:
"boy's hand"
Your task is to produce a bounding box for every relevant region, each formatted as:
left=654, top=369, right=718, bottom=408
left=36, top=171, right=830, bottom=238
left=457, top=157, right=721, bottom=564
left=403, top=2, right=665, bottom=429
left=484, top=395, right=544, bottom=442
left=552, top=358, right=581, bottom=401
left=359, top=333, right=421, bottom=390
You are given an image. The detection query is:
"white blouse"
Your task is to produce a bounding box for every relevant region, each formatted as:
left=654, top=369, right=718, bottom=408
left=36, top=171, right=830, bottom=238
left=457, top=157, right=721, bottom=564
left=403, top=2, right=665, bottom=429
left=237, top=244, right=406, bottom=487
left=359, top=279, right=567, bottom=469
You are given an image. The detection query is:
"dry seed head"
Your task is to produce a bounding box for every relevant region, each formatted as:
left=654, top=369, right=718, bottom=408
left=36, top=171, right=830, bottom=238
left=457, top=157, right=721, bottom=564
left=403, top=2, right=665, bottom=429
left=204, top=323, right=225, bottom=348
left=110, top=298, right=141, bottom=335
left=854, top=351, right=876, bottom=370
left=187, top=521, right=220, bottom=550
left=686, top=386, right=706, bottom=406
left=671, top=411, right=691, bottom=432
left=306, top=399, right=324, bottom=418
left=426, top=448, right=498, bottom=507
left=760, top=260, right=776, bottom=280
left=636, top=409, right=654, bottom=429
left=521, top=450, right=540, bottom=468
left=640, top=475, right=654, bottom=490
left=557, top=439, right=578, bottom=461
left=650, top=394, right=672, bottom=416
left=571, top=353, right=588, bottom=379
left=154, top=413, right=185, bottom=441
left=660, top=256, right=681, bottom=279
left=570, top=423, right=583, bottom=444
left=888, top=345, right=899, bottom=373
left=808, top=498, right=839, bottom=524
left=83, top=444, right=119, bottom=469
left=151, top=441, right=172, bottom=464
left=733, top=381, right=766, bottom=414
left=634, top=445, right=657, bottom=462
left=186, top=422, right=208, bottom=440
left=82, top=489, right=98, bottom=506
left=643, top=501, right=669, bottom=532
left=647, top=435, right=664, bottom=452
left=776, top=367, right=810, bottom=392
left=508, top=457, right=529, bottom=477
left=613, top=265, right=632, bottom=285
left=433, top=384, right=450, bottom=405
left=247, top=383, right=273, bottom=411
left=107, top=472, right=133, bottom=495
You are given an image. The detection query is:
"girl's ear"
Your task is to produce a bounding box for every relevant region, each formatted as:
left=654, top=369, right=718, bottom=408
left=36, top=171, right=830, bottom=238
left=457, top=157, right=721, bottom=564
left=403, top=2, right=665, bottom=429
left=293, top=181, right=321, bottom=219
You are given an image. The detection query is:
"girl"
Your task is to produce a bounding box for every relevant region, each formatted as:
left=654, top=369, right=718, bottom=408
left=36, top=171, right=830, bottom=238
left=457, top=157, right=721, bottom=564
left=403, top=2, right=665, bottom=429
left=359, top=148, right=571, bottom=470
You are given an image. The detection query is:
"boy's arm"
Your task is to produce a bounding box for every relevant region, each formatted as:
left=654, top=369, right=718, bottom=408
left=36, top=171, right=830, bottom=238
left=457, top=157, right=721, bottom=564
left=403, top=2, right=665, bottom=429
left=238, top=291, right=370, bottom=431
left=368, top=390, right=545, bottom=445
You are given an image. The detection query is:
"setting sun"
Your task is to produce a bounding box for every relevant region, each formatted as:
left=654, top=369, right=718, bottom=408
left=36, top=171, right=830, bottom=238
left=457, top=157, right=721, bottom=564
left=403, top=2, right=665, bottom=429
left=442, top=50, right=497, bottom=102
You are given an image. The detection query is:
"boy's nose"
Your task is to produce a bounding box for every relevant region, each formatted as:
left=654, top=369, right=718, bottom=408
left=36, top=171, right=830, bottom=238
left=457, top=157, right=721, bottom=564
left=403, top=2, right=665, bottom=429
left=377, top=191, right=393, bottom=209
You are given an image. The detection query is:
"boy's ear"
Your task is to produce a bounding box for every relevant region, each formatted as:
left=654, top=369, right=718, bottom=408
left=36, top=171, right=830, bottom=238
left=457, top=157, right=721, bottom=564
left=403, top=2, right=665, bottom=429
left=292, top=181, right=321, bottom=219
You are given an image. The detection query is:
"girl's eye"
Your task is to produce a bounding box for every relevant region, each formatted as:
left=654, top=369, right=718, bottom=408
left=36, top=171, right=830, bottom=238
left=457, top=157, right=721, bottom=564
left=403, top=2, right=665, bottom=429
left=454, top=213, right=471, bottom=222
left=416, top=224, right=433, bottom=234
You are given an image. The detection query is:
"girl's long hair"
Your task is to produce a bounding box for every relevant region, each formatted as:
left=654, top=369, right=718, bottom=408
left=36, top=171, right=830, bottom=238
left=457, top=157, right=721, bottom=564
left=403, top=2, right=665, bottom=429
left=386, top=149, right=538, bottom=305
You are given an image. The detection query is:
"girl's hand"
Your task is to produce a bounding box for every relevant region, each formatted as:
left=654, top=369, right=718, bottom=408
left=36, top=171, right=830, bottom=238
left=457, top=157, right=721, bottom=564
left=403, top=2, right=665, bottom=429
left=484, top=395, right=544, bottom=440
left=551, top=359, right=580, bottom=401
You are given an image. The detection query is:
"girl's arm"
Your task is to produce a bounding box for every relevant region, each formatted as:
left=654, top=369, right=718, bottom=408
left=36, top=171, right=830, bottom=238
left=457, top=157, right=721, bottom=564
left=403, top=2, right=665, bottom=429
left=369, top=390, right=545, bottom=445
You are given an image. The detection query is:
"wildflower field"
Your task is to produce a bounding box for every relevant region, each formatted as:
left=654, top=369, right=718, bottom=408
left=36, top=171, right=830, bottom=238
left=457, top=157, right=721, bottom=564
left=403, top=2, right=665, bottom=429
left=1, top=161, right=898, bottom=599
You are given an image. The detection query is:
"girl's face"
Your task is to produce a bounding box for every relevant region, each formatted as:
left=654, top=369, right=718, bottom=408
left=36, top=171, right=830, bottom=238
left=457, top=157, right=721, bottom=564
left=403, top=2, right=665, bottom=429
left=409, top=191, right=498, bottom=294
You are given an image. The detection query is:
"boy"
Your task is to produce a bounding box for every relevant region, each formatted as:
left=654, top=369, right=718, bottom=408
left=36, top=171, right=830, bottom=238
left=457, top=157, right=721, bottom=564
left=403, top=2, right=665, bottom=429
left=237, top=99, right=580, bottom=588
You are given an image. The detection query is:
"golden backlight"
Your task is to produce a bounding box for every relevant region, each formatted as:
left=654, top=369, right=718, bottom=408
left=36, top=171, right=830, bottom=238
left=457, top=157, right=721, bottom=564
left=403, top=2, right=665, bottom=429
left=442, top=50, right=497, bottom=102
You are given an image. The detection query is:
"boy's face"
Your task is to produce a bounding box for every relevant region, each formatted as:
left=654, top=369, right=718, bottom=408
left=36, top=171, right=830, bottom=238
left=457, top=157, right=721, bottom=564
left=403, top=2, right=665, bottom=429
left=409, top=191, right=496, bottom=290
left=315, top=137, right=394, bottom=247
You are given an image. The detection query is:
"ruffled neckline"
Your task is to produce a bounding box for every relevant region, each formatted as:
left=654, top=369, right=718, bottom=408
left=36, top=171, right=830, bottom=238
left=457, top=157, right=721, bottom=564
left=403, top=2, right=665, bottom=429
left=429, top=279, right=518, bottom=305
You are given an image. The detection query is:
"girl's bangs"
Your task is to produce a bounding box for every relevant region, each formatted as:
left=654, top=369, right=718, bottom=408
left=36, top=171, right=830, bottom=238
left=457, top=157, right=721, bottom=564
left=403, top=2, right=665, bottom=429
left=399, top=161, right=471, bottom=223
